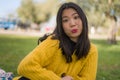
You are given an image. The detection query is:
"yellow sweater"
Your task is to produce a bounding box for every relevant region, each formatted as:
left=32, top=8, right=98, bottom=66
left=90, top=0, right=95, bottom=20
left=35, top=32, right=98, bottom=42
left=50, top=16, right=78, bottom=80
left=13, top=36, right=98, bottom=80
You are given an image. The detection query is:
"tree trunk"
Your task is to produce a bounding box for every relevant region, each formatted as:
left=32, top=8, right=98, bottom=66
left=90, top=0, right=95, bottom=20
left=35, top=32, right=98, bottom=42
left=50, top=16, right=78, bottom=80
left=107, top=16, right=117, bottom=44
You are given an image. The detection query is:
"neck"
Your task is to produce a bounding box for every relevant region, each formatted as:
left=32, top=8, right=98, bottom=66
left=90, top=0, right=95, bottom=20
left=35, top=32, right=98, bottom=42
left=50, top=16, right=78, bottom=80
left=70, top=38, right=77, bottom=43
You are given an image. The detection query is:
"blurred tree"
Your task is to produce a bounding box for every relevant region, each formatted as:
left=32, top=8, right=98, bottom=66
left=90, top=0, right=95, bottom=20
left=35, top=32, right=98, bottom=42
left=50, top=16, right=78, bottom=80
left=105, top=0, right=118, bottom=44
left=35, top=0, right=58, bottom=22
left=17, top=0, right=36, bottom=23
left=17, top=0, right=59, bottom=26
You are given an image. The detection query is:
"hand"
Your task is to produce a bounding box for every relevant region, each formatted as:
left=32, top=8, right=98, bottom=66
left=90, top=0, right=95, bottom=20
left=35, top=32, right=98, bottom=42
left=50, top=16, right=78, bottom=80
left=61, top=76, right=73, bottom=80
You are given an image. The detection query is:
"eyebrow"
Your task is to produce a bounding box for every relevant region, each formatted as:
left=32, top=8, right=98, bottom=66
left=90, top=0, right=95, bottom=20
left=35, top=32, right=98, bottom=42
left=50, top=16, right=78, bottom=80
left=62, top=13, right=78, bottom=19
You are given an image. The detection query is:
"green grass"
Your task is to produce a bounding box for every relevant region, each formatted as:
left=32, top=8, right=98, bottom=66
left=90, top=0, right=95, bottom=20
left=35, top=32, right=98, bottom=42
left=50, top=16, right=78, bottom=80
left=0, top=34, right=38, bottom=75
left=0, top=34, right=120, bottom=80
left=91, top=40, right=120, bottom=80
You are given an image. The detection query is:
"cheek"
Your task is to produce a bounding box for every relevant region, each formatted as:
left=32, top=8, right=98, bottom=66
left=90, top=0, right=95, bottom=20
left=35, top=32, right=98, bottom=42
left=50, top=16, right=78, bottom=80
left=80, top=25, right=83, bottom=33
left=62, top=23, right=69, bottom=31
left=62, top=25, right=70, bottom=35
left=78, top=20, right=82, bottom=25
left=78, top=21, right=83, bottom=30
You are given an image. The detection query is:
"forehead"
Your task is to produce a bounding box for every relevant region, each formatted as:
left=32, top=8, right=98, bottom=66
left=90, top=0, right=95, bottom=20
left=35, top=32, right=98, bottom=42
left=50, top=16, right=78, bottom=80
left=62, top=8, right=78, bottom=16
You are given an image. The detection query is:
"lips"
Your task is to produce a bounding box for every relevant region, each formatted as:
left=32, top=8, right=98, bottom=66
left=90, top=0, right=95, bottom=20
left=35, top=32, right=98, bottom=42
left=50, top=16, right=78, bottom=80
left=71, top=29, right=78, bottom=33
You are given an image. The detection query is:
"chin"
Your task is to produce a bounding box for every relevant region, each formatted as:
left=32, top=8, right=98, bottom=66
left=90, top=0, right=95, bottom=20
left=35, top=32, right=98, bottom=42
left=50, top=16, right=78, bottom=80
left=70, top=35, right=79, bottom=38
left=71, top=34, right=80, bottom=37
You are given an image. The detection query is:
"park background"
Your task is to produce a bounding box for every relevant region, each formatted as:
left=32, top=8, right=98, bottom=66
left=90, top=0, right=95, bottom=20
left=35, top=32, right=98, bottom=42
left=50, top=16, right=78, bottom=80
left=0, top=0, right=120, bottom=80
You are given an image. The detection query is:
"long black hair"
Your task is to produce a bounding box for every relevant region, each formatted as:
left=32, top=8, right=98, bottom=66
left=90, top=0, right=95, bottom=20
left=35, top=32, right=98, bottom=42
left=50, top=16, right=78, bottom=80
left=39, top=2, right=90, bottom=63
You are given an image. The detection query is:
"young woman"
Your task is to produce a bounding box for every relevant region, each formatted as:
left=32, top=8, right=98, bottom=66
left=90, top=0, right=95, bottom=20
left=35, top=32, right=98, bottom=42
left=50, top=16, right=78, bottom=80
left=13, top=2, right=98, bottom=80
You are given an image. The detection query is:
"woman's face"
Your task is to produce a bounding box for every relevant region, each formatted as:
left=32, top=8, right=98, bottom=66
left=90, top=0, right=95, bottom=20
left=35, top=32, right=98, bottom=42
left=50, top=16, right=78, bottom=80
left=62, top=8, right=83, bottom=42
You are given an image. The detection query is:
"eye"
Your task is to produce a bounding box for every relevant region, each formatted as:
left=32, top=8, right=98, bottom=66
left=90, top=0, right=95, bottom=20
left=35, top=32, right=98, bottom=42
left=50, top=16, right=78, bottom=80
left=62, top=19, right=69, bottom=23
left=74, top=15, right=80, bottom=20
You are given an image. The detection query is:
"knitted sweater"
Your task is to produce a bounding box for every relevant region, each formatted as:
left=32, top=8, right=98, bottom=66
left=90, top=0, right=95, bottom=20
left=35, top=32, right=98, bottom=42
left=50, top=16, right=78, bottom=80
left=13, top=36, right=98, bottom=80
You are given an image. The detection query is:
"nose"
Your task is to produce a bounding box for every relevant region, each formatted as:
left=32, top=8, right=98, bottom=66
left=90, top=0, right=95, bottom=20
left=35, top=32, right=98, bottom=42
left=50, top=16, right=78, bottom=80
left=70, top=19, right=76, bottom=27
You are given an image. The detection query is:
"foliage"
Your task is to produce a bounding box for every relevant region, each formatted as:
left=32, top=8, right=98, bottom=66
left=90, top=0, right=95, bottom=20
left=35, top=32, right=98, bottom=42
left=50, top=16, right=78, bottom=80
left=17, top=0, right=58, bottom=24
left=17, top=0, right=120, bottom=27
left=17, top=0, right=36, bottom=23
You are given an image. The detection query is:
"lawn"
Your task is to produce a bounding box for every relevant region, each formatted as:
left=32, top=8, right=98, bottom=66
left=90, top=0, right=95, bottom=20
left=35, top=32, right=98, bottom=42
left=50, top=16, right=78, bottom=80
left=91, top=39, right=120, bottom=80
left=0, top=34, right=120, bottom=80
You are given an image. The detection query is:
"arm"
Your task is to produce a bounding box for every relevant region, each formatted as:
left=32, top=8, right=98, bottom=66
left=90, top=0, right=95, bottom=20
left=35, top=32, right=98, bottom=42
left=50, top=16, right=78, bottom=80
left=17, top=40, right=61, bottom=80
left=74, top=45, right=98, bottom=80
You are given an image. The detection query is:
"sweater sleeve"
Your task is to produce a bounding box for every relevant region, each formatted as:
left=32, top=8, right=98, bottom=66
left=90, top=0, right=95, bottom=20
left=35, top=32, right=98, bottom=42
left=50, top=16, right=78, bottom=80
left=17, top=38, right=61, bottom=80
left=74, top=44, right=98, bottom=80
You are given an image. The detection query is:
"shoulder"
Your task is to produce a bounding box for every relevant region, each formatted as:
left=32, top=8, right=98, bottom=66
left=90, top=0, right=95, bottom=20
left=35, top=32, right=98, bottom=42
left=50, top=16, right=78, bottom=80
left=83, top=43, right=98, bottom=62
left=34, top=35, right=60, bottom=59
left=38, top=35, right=59, bottom=48
left=90, top=43, right=97, bottom=50
left=88, top=43, right=98, bottom=55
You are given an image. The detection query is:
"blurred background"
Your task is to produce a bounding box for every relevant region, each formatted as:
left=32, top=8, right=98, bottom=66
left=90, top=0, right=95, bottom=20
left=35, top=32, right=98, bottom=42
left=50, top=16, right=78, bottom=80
left=0, top=0, right=120, bottom=80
